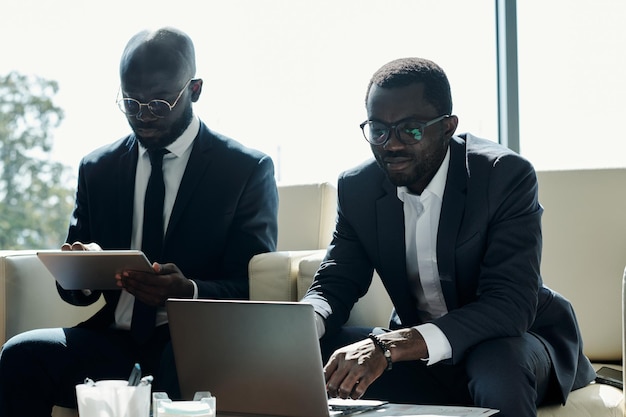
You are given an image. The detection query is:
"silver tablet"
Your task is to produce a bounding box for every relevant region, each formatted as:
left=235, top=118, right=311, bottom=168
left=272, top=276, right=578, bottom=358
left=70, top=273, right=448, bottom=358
left=37, top=250, right=153, bottom=290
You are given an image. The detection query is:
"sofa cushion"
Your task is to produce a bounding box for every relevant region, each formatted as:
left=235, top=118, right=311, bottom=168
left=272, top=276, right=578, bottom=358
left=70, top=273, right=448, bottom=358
left=537, top=378, right=623, bottom=416
left=276, top=182, right=336, bottom=251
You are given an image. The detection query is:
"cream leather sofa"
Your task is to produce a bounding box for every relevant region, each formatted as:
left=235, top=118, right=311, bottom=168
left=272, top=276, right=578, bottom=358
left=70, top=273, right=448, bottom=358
left=1, top=173, right=625, bottom=416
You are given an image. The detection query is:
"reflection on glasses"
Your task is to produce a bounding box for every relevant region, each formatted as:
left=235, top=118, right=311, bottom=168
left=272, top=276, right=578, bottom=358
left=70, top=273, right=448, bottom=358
left=360, top=114, right=450, bottom=146
left=116, top=79, right=192, bottom=118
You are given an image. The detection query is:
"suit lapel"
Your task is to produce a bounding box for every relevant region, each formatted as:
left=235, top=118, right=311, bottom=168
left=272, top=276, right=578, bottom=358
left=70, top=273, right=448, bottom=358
left=117, top=137, right=139, bottom=248
left=164, top=124, right=213, bottom=244
left=436, top=137, right=468, bottom=311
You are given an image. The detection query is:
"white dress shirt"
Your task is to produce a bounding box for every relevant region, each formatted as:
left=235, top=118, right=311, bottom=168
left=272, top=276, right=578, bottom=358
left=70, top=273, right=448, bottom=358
left=397, top=147, right=452, bottom=365
left=114, top=116, right=200, bottom=329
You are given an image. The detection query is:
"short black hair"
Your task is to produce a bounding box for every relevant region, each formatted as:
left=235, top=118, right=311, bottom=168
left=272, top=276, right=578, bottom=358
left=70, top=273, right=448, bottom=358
left=365, top=57, right=453, bottom=115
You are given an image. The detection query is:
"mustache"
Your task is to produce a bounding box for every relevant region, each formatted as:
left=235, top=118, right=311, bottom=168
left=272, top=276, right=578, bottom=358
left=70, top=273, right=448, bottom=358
left=378, top=150, right=412, bottom=159
left=132, top=121, right=158, bottom=129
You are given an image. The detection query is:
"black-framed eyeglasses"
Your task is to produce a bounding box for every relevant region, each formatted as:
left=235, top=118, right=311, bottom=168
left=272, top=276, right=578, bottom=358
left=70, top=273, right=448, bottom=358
left=359, top=114, right=450, bottom=146
left=116, top=79, right=193, bottom=118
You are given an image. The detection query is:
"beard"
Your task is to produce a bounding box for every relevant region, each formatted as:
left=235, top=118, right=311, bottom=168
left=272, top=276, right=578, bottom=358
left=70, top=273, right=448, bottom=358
left=373, top=135, right=449, bottom=190
left=374, top=151, right=424, bottom=186
left=134, top=104, right=194, bottom=150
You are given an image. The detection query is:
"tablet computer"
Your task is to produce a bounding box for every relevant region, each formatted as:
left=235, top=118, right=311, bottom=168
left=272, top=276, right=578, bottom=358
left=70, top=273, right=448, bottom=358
left=37, top=250, right=153, bottom=290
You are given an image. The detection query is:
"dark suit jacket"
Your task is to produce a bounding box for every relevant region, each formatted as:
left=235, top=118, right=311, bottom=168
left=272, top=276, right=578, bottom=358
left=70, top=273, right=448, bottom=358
left=304, top=133, right=595, bottom=403
left=57, top=121, right=279, bottom=328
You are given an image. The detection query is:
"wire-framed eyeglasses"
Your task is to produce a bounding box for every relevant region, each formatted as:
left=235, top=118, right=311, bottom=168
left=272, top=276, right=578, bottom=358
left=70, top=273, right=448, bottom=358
left=360, top=114, right=450, bottom=146
left=116, top=79, right=192, bottom=118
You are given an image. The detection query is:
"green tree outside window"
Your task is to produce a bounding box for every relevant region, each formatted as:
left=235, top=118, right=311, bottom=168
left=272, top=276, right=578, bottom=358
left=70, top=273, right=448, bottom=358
left=0, top=71, right=74, bottom=249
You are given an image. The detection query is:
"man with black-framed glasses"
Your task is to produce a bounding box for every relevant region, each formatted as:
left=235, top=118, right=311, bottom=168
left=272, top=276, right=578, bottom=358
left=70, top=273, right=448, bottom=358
left=301, top=57, right=595, bottom=417
left=0, top=27, right=279, bottom=415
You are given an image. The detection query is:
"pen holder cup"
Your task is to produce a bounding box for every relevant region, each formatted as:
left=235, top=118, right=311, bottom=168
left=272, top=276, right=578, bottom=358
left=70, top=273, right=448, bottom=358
left=75, top=379, right=151, bottom=417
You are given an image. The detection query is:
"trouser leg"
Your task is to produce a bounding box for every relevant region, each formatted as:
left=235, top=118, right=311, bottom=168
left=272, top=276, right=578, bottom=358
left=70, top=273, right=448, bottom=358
left=0, top=326, right=170, bottom=417
left=464, top=333, right=552, bottom=417
left=155, top=342, right=182, bottom=399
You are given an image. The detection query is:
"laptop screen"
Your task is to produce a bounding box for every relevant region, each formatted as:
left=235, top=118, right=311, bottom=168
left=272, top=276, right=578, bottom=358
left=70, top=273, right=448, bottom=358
left=167, top=299, right=331, bottom=417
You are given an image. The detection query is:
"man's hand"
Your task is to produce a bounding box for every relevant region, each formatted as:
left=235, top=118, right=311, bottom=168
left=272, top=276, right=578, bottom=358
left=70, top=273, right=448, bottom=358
left=60, top=241, right=103, bottom=296
left=61, top=241, right=102, bottom=252
left=116, top=263, right=195, bottom=306
left=324, top=328, right=428, bottom=399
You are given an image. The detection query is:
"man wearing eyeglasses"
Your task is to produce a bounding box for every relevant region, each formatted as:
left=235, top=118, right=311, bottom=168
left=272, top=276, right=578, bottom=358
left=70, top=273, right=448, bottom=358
left=301, top=58, right=594, bottom=417
left=0, top=27, right=278, bottom=415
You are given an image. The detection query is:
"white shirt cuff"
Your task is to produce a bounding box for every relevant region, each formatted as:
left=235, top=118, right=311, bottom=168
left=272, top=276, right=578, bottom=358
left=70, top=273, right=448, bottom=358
left=314, top=313, right=326, bottom=339
left=190, top=279, right=199, bottom=299
left=414, top=323, right=452, bottom=365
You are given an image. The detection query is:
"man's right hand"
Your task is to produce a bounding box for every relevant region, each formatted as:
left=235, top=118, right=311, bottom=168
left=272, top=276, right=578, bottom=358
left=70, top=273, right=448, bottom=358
left=324, top=328, right=428, bottom=400
left=60, top=241, right=102, bottom=295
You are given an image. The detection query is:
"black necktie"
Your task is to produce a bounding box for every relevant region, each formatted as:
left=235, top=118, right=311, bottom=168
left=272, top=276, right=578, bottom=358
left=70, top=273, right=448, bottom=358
left=131, top=148, right=168, bottom=343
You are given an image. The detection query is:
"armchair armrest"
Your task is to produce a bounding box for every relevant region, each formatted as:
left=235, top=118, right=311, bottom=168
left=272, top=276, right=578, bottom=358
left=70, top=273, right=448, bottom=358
left=248, top=250, right=326, bottom=302
left=0, top=250, right=104, bottom=344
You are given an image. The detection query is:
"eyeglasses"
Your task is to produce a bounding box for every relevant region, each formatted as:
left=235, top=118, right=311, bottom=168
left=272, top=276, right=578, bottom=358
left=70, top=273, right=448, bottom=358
left=359, top=114, right=450, bottom=146
left=116, top=79, right=192, bottom=118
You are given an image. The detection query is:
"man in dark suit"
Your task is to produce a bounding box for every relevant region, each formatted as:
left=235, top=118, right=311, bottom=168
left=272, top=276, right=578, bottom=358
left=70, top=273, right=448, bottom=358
left=0, top=27, right=278, bottom=416
left=301, top=58, right=595, bottom=417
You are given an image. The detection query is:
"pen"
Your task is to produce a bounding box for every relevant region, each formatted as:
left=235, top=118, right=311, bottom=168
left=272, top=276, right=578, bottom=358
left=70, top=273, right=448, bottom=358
left=128, top=363, right=142, bottom=386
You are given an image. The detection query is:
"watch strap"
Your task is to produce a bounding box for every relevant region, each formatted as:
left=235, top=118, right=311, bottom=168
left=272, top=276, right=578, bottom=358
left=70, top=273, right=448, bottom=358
left=368, top=333, right=392, bottom=371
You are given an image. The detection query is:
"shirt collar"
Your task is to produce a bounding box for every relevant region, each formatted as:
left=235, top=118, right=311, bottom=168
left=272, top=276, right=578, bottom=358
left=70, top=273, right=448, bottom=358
left=397, top=146, right=451, bottom=202
left=138, top=115, right=200, bottom=158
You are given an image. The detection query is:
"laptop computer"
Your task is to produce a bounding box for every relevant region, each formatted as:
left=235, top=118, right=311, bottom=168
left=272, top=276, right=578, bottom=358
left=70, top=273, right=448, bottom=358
left=166, top=299, right=386, bottom=417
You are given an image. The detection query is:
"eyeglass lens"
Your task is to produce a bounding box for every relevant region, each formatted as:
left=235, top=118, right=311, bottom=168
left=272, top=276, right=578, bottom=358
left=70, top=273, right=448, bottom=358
left=363, top=121, right=424, bottom=145
left=119, top=99, right=172, bottom=118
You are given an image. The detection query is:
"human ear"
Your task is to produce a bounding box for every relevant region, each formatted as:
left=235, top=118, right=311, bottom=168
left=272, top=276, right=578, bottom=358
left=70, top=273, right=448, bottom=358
left=190, top=79, right=203, bottom=102
left=444, top=115, right=459, bottom=137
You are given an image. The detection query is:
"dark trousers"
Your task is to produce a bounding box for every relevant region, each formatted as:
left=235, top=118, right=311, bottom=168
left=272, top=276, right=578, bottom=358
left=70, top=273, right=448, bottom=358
left=321, top=326, right=555, bottom=417
left=0, top=325, right=172, bottom=417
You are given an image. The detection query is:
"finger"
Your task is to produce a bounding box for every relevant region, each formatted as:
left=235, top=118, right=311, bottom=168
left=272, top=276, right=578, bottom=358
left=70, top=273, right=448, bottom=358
left=349, top=376, right=372, bottom=400
left=70, top=242, right=86, bottom=251
left=336, top=369, right=365, bottom=399
left=325, top=355, right=349, bottom=398
left=327, top=358, right=366, bottom=399
left=350, top=379, right=365, bottom=400
left=323, top=357, right=339, bottom=383
left=155, top=263, right=181, bottom=275
left=84, top=242, right=102, bottom=251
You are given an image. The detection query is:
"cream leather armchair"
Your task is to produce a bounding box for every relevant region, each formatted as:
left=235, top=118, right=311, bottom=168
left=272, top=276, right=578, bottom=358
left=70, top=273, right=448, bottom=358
left=248, top=182, right=338, bottom=302
left=248, top=170, right=626, bottom=416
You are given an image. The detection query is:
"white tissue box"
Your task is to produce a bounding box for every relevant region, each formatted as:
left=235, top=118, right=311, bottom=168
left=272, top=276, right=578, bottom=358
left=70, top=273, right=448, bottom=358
left=152, top=391, right=216, bottom=417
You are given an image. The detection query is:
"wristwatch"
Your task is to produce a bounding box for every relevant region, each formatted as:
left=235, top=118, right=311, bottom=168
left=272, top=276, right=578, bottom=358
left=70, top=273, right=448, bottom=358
left=368, top=333, right=393, bottom=371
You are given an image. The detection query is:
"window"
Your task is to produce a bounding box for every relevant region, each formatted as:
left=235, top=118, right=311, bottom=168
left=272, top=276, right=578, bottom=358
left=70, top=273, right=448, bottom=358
left=517, top=0, right=626, bottom=170
left=2, top=0, right=497, bottom=184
